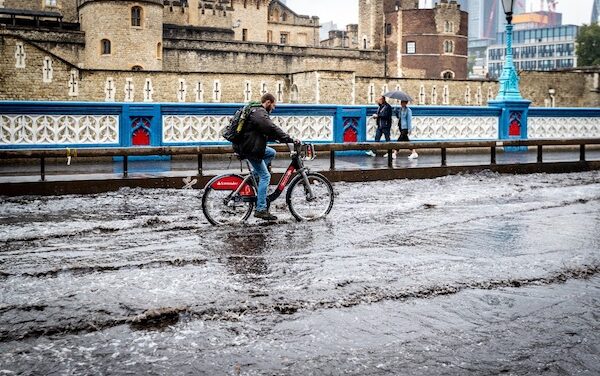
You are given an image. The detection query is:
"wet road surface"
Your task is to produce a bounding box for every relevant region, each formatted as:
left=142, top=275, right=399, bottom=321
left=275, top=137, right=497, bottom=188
left=1, top=171, right=599, bottom=375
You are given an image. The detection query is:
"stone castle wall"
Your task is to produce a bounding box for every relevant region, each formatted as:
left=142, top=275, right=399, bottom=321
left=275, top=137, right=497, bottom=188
left=1, top=34, right=599, bottom=107
left=161, top=38, right=385, bottom=76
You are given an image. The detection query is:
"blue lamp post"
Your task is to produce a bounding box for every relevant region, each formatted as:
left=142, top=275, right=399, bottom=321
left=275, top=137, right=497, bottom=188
left=496, top=0, right=522, bottom=100
left=489, top=0, right=531, bottom=149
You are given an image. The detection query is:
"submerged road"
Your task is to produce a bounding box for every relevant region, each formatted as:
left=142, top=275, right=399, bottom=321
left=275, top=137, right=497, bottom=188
left=1, top=171, right=599, bottom=375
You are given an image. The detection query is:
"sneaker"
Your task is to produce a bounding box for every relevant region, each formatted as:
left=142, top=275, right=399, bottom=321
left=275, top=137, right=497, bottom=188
left=408, top=152, right=419, bottom=159
left=254, top=210, right=278, bottom=221
left=365, top=150, right=376, bottom=157
left=392, top=151, right=397, bottom=159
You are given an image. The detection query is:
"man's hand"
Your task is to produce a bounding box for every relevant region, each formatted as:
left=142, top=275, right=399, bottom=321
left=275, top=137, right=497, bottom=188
left=293, top=138, right=302, bottom=145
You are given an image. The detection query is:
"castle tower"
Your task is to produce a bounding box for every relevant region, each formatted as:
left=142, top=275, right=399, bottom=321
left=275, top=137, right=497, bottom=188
left=231, top=0, right=270, bottom=42
left=78, top=0, right=163, bottom=71
left=358, top=0, right=384, bottom=49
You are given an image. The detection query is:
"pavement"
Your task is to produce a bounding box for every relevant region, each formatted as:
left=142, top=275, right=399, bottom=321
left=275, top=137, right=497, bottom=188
left=1, top=147, right=599, bottom=184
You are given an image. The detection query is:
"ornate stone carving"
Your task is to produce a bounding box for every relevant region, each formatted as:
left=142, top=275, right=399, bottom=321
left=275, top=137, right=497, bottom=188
left=367, top=116, right=498, bottom=140
left=528, top=117, right=600, bottom=139
left=162, top=115, right=334, bottom=143
left=0, top=115, right=119, bottom=145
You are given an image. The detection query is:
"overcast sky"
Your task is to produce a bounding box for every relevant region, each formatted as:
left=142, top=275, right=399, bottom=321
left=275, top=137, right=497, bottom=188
left=285, top=0, right=595, bottom=28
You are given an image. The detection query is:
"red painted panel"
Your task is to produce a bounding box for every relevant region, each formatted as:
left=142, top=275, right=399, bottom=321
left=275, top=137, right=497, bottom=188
left=132, top=128, right=150, bottom=145
left=343, top=127, right=358, bottom=142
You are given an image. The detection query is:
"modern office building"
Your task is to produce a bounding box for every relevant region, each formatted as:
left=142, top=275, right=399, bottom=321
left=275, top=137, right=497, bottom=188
left=593, top=0, right=600, bottom=24
left=465, top=0, right=526, bottom=78
left=487, top=25, right=579, bottom=78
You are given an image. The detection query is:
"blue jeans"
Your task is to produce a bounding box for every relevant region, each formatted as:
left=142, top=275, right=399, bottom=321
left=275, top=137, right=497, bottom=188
left=248, top=146, right=276, bottom=212
left=375, top=126, right=391, bottom=142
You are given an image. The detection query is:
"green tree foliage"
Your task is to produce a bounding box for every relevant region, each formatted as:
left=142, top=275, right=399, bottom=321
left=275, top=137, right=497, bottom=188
left=576, top=23, right=600, bottom=66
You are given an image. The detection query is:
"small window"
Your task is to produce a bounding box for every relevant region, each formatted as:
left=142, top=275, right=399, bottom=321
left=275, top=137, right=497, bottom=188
left=131, top=6, right=142, bottom=27
left=101, top=39, right=111, bottom=55
left=444, top=40, right=454, bottom=54
left=242, top=29, right=248, bottom=41
left=45, top=0, right=57, bottom=6
left=132, top=65, right=143, bottom=71
left=406, top=41, right=416, bottom=54
left=267, top=30, right=273, bottom=43
left=280, top=33, right=288, bottom=44
left=282, top=13, right=288, bottom=22
left=156, top=42, right=162, bottom=59
left=386, top=23, right=392, bottom=35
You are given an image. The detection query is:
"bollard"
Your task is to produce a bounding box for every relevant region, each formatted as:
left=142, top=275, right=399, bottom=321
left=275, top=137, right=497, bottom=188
left=387, top=149, right=393, bottom=168
left=441, top=148, right=447, bottom=167
left=537, top=145, right=543, bottom=163
left=491, top=147, right=497, bottom=165
left=580, top=145, right=586, bottom=162
left=123, top=155, right=128, bottom=178
left=329, top=150, right=335, bottom=170
left=40, top=157, right=46, bottom=181
left=197, top=153, right=203, bottom=176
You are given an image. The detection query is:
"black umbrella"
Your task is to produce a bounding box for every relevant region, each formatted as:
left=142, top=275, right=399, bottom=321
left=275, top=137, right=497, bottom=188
left=383, top=90, right=413, bottom=102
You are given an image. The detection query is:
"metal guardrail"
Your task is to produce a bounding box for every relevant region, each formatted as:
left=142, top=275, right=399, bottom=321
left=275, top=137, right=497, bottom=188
left=1, top=139, right=599, bottom=181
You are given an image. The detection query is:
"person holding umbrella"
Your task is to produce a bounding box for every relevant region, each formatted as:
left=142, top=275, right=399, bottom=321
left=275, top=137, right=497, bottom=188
left=383, top=90, right=418, bottom=160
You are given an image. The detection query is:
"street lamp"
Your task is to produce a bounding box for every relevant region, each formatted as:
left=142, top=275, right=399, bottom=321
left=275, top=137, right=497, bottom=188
left=496, top=0, right=523, bottom=100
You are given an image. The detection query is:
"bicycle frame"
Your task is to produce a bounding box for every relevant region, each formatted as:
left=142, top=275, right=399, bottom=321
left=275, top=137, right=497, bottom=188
left=216, top=144, right=316, bottom=205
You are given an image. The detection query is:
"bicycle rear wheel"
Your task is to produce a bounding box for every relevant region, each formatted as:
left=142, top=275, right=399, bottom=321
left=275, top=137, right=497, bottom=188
left=202, top=175, right=256, bottom=225
left=286, top=172, right=334, bottom=221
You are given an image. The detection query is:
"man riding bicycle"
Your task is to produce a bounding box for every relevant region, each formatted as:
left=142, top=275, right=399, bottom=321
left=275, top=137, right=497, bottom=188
left=233, top=93, right=299, bottom=221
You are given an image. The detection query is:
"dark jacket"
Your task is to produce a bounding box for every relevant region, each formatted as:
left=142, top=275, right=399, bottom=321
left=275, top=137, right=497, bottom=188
left=233, top=106, right=294, bottom=160
left=376, top=102, right=393, bottom=129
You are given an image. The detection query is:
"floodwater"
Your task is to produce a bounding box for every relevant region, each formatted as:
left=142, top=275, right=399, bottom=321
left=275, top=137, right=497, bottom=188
left=1, top=171, right=599, bottom=375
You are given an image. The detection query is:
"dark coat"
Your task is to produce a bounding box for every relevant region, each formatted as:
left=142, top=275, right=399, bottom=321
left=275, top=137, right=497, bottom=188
left=233, top=106, right=294, bottom=160
left=376, top=102, right=393, bottom=129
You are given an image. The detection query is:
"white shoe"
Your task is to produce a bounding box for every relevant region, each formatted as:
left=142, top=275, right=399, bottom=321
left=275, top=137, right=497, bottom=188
left=365, top=150, right=376, bottom=157
left=392, top=151, right=397, bottom=159
left=408, top=152, right=418, bottom=159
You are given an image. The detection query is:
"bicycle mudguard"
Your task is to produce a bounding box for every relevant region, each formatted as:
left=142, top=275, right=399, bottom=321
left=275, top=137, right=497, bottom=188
left=207, top=174, right=254, bottom=196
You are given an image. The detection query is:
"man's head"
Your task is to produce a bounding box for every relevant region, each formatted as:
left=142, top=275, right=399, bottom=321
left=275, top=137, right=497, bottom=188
left=261, top=93, right=276, bottom=113
left=376, top=96, right=386, bottom=105
left=400, top=100, right=409, bottom=108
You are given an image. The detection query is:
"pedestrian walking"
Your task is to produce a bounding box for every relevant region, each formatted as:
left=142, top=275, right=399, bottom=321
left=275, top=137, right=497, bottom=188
left=396, top=100, right=418, bottom=159
left=366, top=96, right=393, bottom=157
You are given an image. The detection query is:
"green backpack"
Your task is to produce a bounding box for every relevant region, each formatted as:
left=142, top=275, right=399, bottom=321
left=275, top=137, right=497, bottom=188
left=222, top=102, right=262, bottom=143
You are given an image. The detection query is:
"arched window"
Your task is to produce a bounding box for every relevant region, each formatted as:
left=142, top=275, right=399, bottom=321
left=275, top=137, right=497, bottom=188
left=271, top=8, right=279, bottom=21
left=442, top=70, right=455, bottom=79
left=101, top=39, right=111, bottom=55
left=282, top=12, right=287, bottom=21
left=156, top=42, right=162, bottom=59
left=290, top=84, right=299, bottom=103
left=131, top=6, right=142, bottom=27
left=444, top=40, right=454, bottom=54
left=132, top=65, right=143, bottom=71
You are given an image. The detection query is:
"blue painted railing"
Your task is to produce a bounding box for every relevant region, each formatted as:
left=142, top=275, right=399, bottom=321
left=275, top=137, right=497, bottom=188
left=0, top=101, right=599, bottom=149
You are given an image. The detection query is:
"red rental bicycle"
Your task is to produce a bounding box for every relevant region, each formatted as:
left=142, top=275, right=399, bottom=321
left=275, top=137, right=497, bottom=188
left=201, top=143, right=334, bottom=225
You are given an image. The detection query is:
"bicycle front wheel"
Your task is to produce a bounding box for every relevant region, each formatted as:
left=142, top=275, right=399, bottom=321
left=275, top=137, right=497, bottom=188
left=286, top=173, right=334, bottom=221
left=202, top=175, right=255, bottom=225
